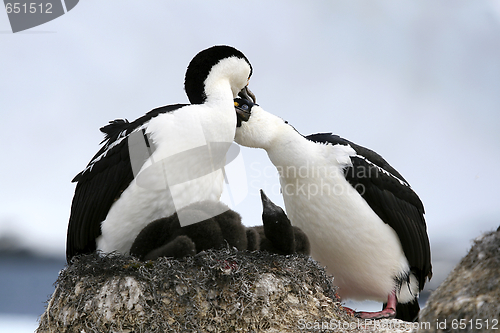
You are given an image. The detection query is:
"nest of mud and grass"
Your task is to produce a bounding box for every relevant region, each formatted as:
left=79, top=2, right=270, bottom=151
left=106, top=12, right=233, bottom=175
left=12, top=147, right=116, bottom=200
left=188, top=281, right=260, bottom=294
left=37, top=248, right=369, bottom=332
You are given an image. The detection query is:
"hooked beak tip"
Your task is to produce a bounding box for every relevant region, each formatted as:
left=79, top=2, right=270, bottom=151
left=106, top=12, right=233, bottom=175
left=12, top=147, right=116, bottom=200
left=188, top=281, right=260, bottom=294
left=238, top=86, right=256, bottom=103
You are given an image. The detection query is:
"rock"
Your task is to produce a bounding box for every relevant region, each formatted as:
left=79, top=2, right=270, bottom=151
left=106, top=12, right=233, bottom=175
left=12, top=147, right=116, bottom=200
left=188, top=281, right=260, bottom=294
left=37, top=249, right=418, bottom=332
left=419, top=228, right=500, bottom=332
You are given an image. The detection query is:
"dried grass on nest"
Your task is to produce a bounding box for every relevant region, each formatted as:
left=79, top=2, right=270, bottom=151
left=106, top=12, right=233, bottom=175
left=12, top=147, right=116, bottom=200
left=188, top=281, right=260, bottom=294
left=37, top=248, right=363, bottom=333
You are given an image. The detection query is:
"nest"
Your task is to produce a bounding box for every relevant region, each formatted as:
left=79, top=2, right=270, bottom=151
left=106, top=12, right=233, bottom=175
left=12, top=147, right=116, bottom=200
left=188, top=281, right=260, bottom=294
left=37, top=248, right=368, bottom=333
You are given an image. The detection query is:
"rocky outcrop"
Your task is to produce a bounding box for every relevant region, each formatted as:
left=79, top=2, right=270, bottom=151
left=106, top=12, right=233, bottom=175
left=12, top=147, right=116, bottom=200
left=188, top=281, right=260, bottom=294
left=419, top=227, right=500, bottom=332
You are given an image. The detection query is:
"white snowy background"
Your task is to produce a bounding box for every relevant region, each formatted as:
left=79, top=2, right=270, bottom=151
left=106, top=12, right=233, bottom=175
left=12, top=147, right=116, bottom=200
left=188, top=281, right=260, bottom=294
left=1, top=1, right=500, bottom=331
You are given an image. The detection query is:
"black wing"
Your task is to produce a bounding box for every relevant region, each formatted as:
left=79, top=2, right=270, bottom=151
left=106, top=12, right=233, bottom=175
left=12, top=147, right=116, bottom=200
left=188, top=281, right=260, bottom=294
left=305, top=133, right=432, bottom=290
left=66, top=104, right=187, bottom=262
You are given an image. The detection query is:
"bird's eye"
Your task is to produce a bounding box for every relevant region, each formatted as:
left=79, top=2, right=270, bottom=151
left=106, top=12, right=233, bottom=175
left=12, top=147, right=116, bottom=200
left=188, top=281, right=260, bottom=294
left=241, top=104, right=249, bottom=110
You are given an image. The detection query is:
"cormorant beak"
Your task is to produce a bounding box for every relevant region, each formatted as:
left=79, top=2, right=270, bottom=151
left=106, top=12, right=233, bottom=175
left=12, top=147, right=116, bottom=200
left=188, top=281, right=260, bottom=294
left=260, top=189, right=287, bottom=219
left=234, top=99, right=252, bottom=126
left=238, top=86, right=256, bottom=103
left=235, top=86, right=257, bottom=127
left=260, top=189, right=271, bottom=206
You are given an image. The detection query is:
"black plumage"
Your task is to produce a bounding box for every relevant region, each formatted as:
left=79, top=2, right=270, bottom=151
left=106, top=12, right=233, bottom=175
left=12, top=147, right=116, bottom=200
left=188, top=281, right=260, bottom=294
left=185, top=46, right=252, bottom=104
left=257, top=190, right=310, bottom=255
left=130, top=201, right=247, bottom=260
left=130, top=194, right=310, bottom=261
left=66, top=104, right=186, bottom=262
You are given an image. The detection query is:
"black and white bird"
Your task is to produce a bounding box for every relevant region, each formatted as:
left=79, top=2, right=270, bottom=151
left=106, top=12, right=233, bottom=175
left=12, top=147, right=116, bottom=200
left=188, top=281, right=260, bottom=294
left=66, top=46, right=255, bottom=263
left=233, top=98, right=432, bottom=321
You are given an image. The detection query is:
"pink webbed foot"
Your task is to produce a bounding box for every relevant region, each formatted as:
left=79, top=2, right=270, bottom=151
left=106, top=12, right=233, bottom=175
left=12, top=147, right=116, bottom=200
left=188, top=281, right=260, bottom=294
left=355, top=307, right=396, bottom=320
left=354, top=291, right=397, bottom=320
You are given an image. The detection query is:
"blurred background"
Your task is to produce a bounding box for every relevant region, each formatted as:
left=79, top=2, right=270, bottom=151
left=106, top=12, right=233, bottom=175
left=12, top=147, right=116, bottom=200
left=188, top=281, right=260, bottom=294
left=1, top=1, right=500, bottom=331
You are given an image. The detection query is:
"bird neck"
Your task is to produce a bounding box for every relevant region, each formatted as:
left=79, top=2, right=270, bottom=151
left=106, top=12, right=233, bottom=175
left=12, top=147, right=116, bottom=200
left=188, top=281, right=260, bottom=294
left=265, top=125, right=352, bottom=183
left=204, top=79, right=235, bottom=105
left=266, top=124, right=316, bottom=169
